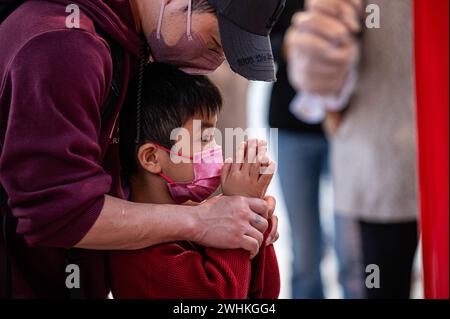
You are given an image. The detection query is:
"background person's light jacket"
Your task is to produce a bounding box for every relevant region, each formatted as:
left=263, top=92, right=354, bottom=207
left=331, top=0, right=418, bottom=222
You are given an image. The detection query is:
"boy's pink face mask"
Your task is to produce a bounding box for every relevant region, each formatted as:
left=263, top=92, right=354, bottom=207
left=156, top=145, right=223, bottom=204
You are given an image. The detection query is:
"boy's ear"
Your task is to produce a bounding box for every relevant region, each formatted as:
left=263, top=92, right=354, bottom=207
left=137, top=143, right=162, bottom=175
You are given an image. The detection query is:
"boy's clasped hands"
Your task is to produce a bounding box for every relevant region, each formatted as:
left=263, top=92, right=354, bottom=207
left=221, top=139, right=276, bottom=200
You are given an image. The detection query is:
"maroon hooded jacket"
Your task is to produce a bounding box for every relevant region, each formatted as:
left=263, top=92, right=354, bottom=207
left=0, top=0, right=140, bottom=298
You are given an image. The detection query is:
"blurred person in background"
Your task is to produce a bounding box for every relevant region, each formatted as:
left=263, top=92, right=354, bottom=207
left=286, top=0, right=419, bottom=299
left=269, top=0, right=363, bottom=299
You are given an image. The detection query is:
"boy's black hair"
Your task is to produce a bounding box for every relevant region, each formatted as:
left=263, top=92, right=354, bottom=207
left=120, top=62, right=222, bottom=178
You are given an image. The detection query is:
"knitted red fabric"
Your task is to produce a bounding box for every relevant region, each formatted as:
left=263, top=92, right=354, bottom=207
left=109, top=222, right=280, bottom=299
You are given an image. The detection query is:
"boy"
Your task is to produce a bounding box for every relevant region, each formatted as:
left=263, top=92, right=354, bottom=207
left=109, top=63, right=279, bottom=299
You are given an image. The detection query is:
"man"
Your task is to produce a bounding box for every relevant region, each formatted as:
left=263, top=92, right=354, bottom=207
left=286, top=0, right=419, bottom=298
left=0, top=0, right=285, bottom=298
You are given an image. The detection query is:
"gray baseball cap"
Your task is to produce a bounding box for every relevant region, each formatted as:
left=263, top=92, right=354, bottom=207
left=208, top=0, right=286, bottom=82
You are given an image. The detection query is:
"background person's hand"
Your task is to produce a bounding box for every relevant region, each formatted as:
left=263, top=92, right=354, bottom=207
left=324, top=110, right=345, bottom=136
left=285, top=0, right=362, bottom=95
left=306, top=0, right=364, bottom=34
left=193, top=195, right=270, bottom=259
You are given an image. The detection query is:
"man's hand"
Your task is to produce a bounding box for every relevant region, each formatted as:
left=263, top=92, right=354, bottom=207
left=192, top=195, right=270, bottom=259
left=285, top=0, right=362, bottom=95
left=264, top=195, right=279, bottom=246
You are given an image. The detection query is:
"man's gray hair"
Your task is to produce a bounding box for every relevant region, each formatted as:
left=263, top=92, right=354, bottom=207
left=191, top=0, right=215, bottom=13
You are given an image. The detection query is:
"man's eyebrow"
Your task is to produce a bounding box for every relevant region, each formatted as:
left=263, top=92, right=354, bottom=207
left=211, top=34, right=222, bottom=50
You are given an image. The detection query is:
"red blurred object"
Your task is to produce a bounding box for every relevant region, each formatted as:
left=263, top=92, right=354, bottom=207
left=414, top=0, right=449, bottom=299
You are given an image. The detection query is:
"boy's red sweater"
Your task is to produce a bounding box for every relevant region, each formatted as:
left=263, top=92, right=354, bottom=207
left=109, top=222, right=280, bottom=299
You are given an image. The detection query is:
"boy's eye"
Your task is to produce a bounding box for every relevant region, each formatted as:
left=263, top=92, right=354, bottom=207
left=201, top=134, right=213, bottom=143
